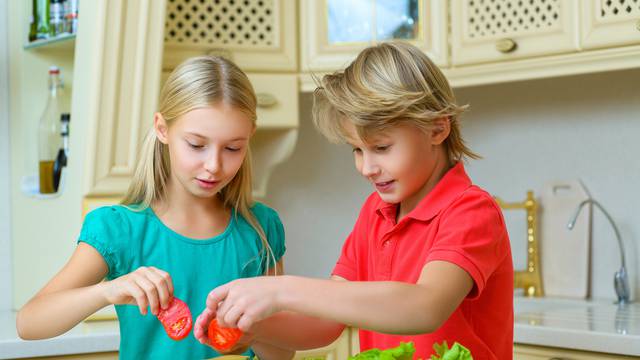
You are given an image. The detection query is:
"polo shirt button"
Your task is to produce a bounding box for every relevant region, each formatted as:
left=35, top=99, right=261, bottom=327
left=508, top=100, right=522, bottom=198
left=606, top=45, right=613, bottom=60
left=382, top=240, right=391, bottom=247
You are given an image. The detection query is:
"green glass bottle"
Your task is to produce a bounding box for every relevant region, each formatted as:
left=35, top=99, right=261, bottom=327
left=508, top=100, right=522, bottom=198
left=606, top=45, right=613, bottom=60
left=35, top=0, right=51, bottom=40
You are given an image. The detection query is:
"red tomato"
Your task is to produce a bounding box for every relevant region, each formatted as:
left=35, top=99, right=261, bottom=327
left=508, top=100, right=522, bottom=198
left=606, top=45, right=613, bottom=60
left=207, top=319, right=243, bottom=351
left=156, top=297, right=192, bottom=341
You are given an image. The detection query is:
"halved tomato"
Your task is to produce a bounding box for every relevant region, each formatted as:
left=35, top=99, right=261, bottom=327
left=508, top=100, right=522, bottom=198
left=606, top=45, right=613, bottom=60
left=207, top=319, right=243, bottom=352
left=156, top=297, right=192, bottom=341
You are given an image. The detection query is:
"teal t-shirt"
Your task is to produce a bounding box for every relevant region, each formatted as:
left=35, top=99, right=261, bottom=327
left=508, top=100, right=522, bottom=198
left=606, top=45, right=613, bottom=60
left=78, top=202, right=286, bottom=360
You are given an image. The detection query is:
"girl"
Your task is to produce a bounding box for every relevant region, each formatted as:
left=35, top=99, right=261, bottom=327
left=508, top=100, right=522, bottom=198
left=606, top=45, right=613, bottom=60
left=194, top=42, right=514, bottom=359
left=17, top=56, right=293, bottom=360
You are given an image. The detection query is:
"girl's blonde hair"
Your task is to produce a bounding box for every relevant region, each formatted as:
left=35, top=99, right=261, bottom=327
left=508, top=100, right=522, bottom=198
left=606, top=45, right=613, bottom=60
left=122, top=55, right=276, bottom=274
left=313, top=41, right=479, bottom=163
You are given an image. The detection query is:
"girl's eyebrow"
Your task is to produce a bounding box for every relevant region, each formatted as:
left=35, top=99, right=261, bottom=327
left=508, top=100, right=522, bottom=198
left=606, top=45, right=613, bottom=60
left=185, top=131, right=248, bottom=142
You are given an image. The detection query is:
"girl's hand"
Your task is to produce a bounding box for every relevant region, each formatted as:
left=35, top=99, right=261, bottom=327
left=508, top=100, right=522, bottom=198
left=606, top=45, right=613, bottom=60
left=205, top=276, right=285, bottom=332
left=99, top=266, right=174, bottom=316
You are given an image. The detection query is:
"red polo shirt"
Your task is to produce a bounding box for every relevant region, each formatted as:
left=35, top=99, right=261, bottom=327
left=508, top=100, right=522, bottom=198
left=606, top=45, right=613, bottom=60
left=332, top=162, right=513, bottom=360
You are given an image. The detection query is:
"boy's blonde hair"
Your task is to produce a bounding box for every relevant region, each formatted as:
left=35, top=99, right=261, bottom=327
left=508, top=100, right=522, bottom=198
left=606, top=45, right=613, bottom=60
left=122, top=55, right=276, bottom=274
left=313, top=41, right=479, bottom=163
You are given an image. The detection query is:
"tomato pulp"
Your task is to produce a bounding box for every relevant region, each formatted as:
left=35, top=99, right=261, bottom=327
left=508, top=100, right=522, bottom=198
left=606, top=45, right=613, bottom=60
left=156, top=297, right=193, bottom=341
left=207, top=319, right=243, bottom=351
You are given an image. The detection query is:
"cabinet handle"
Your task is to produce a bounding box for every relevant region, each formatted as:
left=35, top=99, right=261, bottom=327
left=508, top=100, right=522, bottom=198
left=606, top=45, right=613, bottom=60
left=496, top=38, right=517, bottom=53
left=256, top=93, right=278, bottom=108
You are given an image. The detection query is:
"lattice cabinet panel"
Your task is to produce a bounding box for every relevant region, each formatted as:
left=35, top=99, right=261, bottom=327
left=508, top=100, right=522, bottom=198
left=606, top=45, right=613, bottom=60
left=451, top=0, right=580, bottom=66
left=581, top=0, right=640, bottom=49
left=163, top=0, right=297, bottom=71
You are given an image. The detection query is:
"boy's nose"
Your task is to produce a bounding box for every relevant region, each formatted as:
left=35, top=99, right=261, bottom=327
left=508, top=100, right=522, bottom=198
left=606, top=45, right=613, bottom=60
left=360, top=155, right=380, bottom=178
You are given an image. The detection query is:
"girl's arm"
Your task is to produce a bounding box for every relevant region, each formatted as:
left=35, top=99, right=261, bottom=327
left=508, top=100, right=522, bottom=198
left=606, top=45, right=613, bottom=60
left=17, top=243, right=174, bottom=339
left=209, top=260, right=473, bottom=336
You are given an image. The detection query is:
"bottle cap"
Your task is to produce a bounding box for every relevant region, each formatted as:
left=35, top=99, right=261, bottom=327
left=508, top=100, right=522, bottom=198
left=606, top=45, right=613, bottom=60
left=49, top=66, right=60, bottom=74
left=61, top=113, right=70, bottom=122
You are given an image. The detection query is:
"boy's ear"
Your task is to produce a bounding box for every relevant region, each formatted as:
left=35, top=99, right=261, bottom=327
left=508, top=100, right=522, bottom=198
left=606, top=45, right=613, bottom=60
left=430, top=117, right=451, bottom=146
left=154, top=112, right=169, bottom=144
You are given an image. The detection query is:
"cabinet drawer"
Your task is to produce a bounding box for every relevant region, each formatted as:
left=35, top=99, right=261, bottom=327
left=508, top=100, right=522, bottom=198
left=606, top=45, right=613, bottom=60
left=451, top=0, right=580, bottom=66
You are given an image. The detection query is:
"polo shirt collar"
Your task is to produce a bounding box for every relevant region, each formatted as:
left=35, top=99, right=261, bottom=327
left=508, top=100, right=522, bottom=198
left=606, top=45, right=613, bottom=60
left=375, top=162, right=472, bottom=223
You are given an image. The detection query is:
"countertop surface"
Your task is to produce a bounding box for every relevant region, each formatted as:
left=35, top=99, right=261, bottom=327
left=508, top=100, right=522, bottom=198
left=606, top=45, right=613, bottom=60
left=0, top=311, right=119, bottom=359
left=2, top=297, right=640, bottom=358
left=514, top=296, right=640, bottom=356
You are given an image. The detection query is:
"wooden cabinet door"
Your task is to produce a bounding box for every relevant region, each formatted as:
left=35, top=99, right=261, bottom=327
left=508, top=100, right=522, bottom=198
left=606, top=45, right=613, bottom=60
left=301, top=0, right=448, bottom=72
left=581, top=0, right=640, bottom=50
left=163, top=0, right=297, bottom=72
left=451, top=0, right=580, bottom=66
left=81, top=0, right=166, bottom=196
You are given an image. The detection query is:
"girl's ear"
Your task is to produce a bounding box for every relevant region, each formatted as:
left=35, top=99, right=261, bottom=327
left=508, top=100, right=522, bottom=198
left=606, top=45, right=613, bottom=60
left=430, top=117, right=451, bottom=146
left=154, top=112, right=169, bottom=144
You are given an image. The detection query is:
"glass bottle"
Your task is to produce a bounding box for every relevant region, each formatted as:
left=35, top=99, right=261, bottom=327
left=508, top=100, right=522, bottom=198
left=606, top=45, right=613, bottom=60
left=49, top=0, right=65, bottom=37
left=35, top=0, right=51, bottom=40
left=38, top=66, right=66, bottom=194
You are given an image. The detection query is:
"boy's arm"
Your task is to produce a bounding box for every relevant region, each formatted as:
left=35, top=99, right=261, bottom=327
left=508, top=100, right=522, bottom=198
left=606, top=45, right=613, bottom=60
left=212, top=261, right=473, bottom=335
left=16, top=243, right=111, bottom=339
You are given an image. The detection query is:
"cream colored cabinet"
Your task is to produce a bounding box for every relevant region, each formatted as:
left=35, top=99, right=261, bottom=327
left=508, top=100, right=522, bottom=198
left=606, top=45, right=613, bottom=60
left=451, top=0, right=579, bottom=66
left=514, top=344, right=635, bottom=359
left=163, top=0, right=297, bottom=72
left=300, top=0, right=448, bottom=72
left=294, top=328, right=353, bottom=360
left=80, top=0, right=167, bottom=196
left=581, top=0, right=640, bottom=50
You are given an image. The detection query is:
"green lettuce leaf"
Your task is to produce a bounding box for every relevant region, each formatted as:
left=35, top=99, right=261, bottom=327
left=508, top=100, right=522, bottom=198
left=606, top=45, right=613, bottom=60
left=349, top=342, right=416, bottom=360
left=430, top=341, right=473, bottom=360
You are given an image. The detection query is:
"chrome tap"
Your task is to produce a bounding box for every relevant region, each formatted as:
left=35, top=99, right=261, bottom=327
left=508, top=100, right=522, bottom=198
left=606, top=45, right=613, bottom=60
left=567, top=199, right=631, bottom=305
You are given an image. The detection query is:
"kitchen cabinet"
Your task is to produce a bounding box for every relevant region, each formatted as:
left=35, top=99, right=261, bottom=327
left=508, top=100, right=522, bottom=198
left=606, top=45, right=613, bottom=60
left=163, top=0, right=297, bottom=72
left=450, top=0, right=579, bottom=66
left=514, top=344, right=634, bottom=359
left=300, top=0, right=448, bottom=72
left=581, top=0, right=640, bottom=50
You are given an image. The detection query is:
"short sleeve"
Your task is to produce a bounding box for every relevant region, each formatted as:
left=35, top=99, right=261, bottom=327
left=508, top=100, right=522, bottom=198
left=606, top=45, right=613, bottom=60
left=331, top=193, right=377, bottom=281
left=251, top=203, right=286, bottom=264
left=264, top=207, right=286, bottom=262
left=78, top=206, right=131, bottom=280
left=426, top=191, right=509, bottom=299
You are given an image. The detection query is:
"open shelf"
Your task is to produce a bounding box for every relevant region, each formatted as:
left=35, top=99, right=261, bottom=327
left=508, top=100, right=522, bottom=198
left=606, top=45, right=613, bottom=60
left=24, top=33, right=76, bottom=51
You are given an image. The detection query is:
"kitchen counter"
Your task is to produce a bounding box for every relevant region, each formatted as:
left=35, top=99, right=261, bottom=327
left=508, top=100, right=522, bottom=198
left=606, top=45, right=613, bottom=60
left=514, top=296, right=640, bottom=356
left=0, top=311, right=119, bottom=359
left=1, top=297, right=639, bottom=358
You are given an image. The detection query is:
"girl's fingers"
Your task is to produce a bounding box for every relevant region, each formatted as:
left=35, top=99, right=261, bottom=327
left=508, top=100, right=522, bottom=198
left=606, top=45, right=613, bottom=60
left=132, top=273, right=160, bottom=315
left=146, top=267, right=172, bottom=309
left=124, top=281, right=148, bottom=315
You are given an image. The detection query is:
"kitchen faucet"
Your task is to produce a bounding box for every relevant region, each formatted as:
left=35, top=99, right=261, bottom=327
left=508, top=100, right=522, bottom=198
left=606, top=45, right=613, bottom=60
left=567, top=198, right=631, bottom=305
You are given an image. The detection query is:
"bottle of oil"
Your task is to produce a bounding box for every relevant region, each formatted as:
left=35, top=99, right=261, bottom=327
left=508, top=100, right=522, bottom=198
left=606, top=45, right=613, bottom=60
left=38, top=66, right=66, bottom=194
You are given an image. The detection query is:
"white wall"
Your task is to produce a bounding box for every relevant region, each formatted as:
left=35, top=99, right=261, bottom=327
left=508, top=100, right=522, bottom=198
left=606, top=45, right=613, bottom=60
left=265, top=67, right=640, bottom=302
left=0, top=0, right=13, bottom=311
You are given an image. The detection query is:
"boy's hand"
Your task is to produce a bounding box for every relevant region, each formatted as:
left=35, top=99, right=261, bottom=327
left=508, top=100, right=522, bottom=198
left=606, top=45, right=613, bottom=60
left=205, top=276, right=284, bottom=332
left=194, top=308, right=255, bottom=353
left=99, top=266, right=174, bottom=316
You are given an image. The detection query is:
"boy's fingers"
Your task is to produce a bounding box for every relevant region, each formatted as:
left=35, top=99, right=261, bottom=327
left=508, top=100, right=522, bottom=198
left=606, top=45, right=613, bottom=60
left=206, top=284, right=230, bottom=309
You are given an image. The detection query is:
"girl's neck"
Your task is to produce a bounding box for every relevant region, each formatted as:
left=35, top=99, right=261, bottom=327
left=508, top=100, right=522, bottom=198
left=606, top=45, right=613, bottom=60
left=152, top=179, right=231, bottom=240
